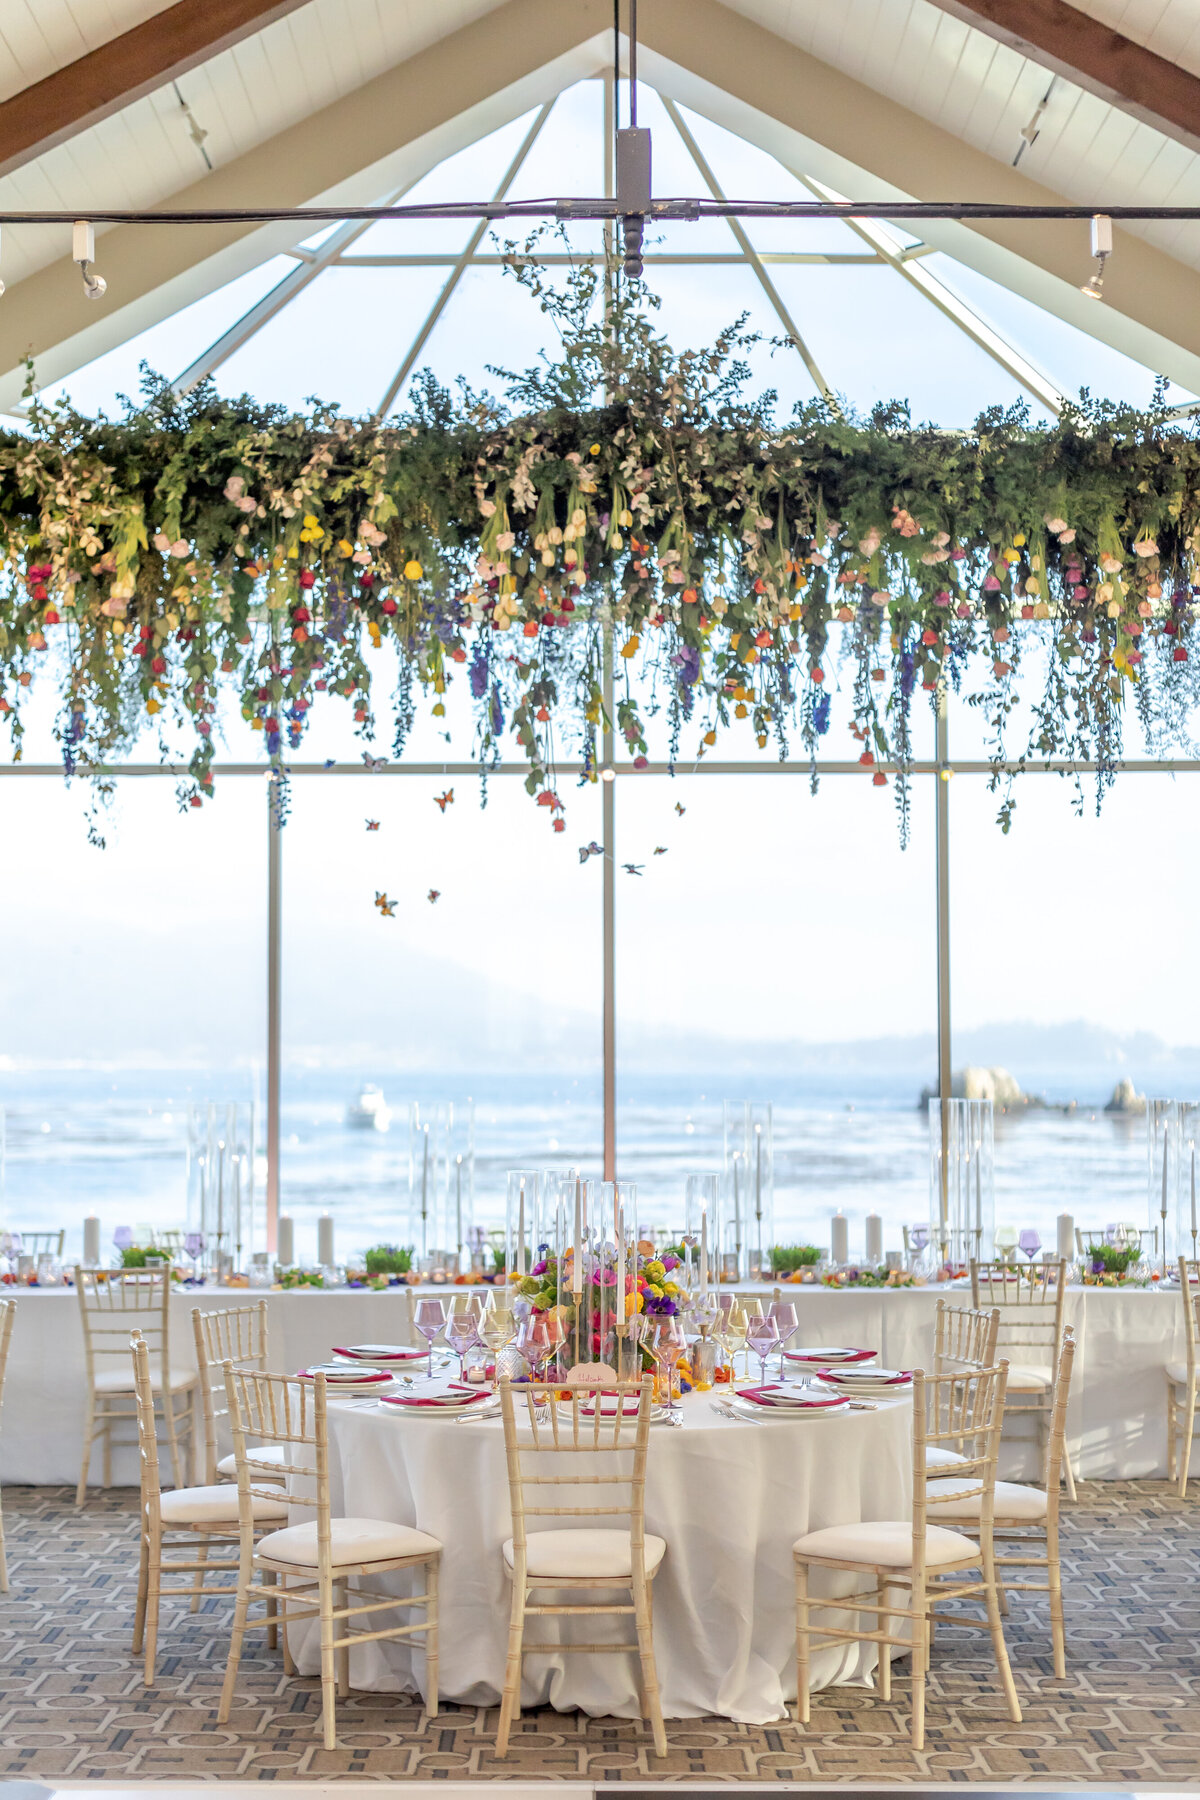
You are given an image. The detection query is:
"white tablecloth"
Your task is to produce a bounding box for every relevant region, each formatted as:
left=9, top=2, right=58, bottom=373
left=0, top=1281, right=1186, bottom=1484
left=287, top=1388, right=913, bottom=1725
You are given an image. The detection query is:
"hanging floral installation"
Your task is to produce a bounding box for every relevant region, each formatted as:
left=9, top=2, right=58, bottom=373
left=1, top=254, right=1199, bottom=841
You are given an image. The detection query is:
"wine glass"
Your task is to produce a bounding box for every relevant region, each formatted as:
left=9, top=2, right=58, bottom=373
left=646, top=1315, right=686, bottom=1414
left=413, top=1297, right=447, bottom=1379
left=910, top=1224, right=929, bottom=1266
left=1018, top=1228, right=1041, bottom=1265
left=722, top=1304, right=749, bottom=1379
left=994, top=1225, right=1019, bottom=1268
left=184, top=1230, right=205, bottom=1283
left=516, top=1311, right=559, bottom=1382
left=446, top=1309, right=480, bottom=1380
left=768, top=1300, right=798, bottom=1375
left=746, top=1314, right=779, bottom=1388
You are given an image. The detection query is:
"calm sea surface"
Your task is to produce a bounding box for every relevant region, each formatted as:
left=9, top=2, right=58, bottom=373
left=0, top=1065, right=1163, bottom=1265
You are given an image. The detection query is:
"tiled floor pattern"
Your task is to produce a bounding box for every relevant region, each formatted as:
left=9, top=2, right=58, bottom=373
left=0, top=1484, right=1198, bottom=1783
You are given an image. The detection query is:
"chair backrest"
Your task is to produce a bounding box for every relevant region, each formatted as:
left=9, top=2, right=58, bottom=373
left=914, top=1360, right=1009, bottom=1571
left=932, top=1299, right=1000, bottom=1374
left=12, top=1229, right=65, bottom=1259
left=223, top=1364, right=329, bottom=1556
left=1042, top=1327, right=1076, bottom=1500
left=192, top=1302, right=271, bottom=1482
left=130, top=1330, right=164, bottom=1513
left=499, top=1376, right=654, bottom=1578
left=970, top=1259, right=1066, bottom=1360
left=0, top=1298, right=15, bottom=1425
left=75, top=1266, right=175, bottom=1389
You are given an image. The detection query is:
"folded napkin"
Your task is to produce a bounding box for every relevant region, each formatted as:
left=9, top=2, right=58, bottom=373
left=818, top=1367, right=912, bottom=1386
left=739, top=1385, right=846, bottom=1408
left=383, top=1383, right=488, bottom=1409
left=332, top=1344, right=426, bottom=1361
left=784, top=1346, right=875, bottom=1363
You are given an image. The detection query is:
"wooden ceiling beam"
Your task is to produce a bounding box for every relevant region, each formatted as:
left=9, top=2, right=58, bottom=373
left=0, top=0, right=314, bottom=181
left=923, top=0, right=1200, bottom=157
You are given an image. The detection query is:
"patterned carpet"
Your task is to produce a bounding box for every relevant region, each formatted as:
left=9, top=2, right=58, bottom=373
left=0, top=1483, right=1198, bottom=1783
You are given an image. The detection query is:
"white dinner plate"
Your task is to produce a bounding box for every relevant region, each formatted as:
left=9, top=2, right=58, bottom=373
left=726, top=1394, right=849, bottom=1421
left=816, top=1366, right=912, bottom=1386
left=332, top=1344, right=430, bottom=1363
left=783, top=1346, right=876, bottom=1365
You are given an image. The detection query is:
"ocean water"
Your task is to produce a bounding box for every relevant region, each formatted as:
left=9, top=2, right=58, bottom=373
left=0, top=1064, right=1159, bottom=1266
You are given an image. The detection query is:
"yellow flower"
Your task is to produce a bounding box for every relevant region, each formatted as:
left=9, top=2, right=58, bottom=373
left=643, top=1260, right=665, bottom=1282
left=589, top=443, right=601, bottom=456
left=146, top=698, right=161, bottom=714
left=404, top=560, right=423, bottom=581
left=620, top=637, right=639, bottom=659
left=662, top=1281, right=679, bottom=1297
left=734, top=702, right=748, bottom=719
left=303, top=515, right=319, bottom=529
left=338, top=539, right=354, bottom=558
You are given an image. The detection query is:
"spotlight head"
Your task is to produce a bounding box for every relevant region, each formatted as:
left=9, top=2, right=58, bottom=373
left=1080, top=272, right=1104, bottom=301
left=82, top=270, right=106, bottom=300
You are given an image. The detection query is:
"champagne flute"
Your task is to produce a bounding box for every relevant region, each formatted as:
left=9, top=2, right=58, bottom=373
left=414, top=1297, right=447, bottom=1379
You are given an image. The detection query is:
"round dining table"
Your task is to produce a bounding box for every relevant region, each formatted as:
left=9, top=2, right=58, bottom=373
left=288, top=1382, right=913, bottom=1725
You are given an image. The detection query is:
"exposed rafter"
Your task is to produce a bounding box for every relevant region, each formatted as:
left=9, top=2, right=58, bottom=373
left=0, top=0, right=314, bottom=182
left=924, top=0, right=1200, bottom=160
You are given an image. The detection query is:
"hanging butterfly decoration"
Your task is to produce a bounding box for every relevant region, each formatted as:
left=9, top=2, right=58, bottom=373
left=578, top=841, right=604, bottom=864
left=623, top=863, right=644, bottom=877
left=362, top=752, right=389, bottom=771
left=653, top=846, right=667, bottom=855
left=323, top=758, right=337, bottom=769
left=427, top=888, right=441, bottom=903
left=674, top=802, right=686, bottom=816
left=374, top=891, right=396, bottom=917
left=365, top=819, right=380, bottom=832
left=434, top=789, right=454, bottom=813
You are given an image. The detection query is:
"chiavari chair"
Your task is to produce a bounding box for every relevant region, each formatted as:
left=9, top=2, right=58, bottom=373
left=497, top=1374, right=667, bottom=1758
left=927, top=1299, right=1000, bottom=1467
left=218, top=1364, right=442, bottom=1750
left=130, top=1331, right=286, bottom=1683
left=10, top=1228, right=65, bottom=1260
left=192, top=1301, right=284, bottom=1484
left=75, top=1266, right=197, bottom=1502
left=793, top=1360, right=1019, bottom=1750
left=970, top=1258, right=1075, bottom=1500
left=928, top=1328, right=1075, bottom=1676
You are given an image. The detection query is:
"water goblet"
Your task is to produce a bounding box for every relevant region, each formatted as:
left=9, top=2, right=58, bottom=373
left=722, top=1304, right=749, bottom=1379
left=646, top=1314, right=686, bottom=1414
left=1018, top=1228, right=1041, bottom=1264
left=446, top=1309, right=480, bottom=1381
left=184, top=1231, right=206, bottom=1283
left=746, top=1314, right=779, bottom=1388
left=994, top=1225, right=1019, bottom=1268
left=414, top=1297, right=447, bottom=1379
left=768, top=1300, right=798, bottom=1375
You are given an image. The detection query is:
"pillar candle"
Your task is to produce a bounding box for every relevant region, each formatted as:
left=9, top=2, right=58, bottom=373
left=1191, top=1145, right=1196, bottom=1234
left=572, top=1178, right=582, bottom=1294
left=518, top=1179, right=526, bottom=1277
left=700, top=1207, right=709, bottom=1292
left=864, top=1212, right=883, bottom=1264
left=83, top=1216, right=101, bottom=1265
left=277, top=1215, right=295, bottom=1268
left=831, top=1211, right=849, bottom=1266
left=317, top=1214, right=335, bottom=1268
left=1057, top=1212, right=1075, bottom=1261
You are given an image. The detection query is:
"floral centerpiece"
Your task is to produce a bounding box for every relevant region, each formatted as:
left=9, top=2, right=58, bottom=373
left=1081, top=1243, right=1144, bottom=1286
left=821, top=1264, right=920, bottom=1289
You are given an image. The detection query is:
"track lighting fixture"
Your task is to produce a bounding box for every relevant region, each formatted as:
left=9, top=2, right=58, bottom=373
left=73, top=220, right=106, bottom=300
left=1080, top=213, right=1111, bottom=301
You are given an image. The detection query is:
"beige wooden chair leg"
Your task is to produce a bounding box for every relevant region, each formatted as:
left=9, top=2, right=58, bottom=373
left=910, top=1588, right=927, bottom=1752
left=0, top=1495, right=7, bottom=1594
left=76, top=1397, right=96, bottom=1506
left=793, top=1562, right=810, bottom=1726
left=424, top=1558, right=439, bottom=1718
left=132, top=1529, right=150, bottom=1655
left=632, top=1570, right=666, bottom=1758
left=1061, top=1436, right=1078, bottom=1503
left=1180, top=1383, right=1198, bottom=1498
left=981, top=1549, right=1022, bottom=1723
left=190, top=1539, right=209, bottom=1613
left=1046, top=1520, right=1066, bottom=1679
left=102, top=1408, right=114, bottom=1489
left=263, top=1568, right=278, bottom=1654
left=319, top=1572, right=338, bottom=1751
left=1167, top=1380, right=1178, bottom=1485
left=280, top=1575, right=295, bottom=1676
left=877, top=1581, right=892, bottom=1701
left=335, top=1581, right=350, bottom=1700
left=143, top=1523, right=162, bottom=1686
left=496, top=1579, right=526, bottom=1756
left=217, top=1580, right=251, bottom=1724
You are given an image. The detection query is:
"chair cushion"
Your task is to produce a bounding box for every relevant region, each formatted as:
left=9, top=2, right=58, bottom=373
left=1166, top=1361, right=1193, bottom=1386
left=925, top=1445, right=968, bottom=1468
left=926, top=1478, right=1048, bottom=1521
left=157, top=1483, right=287, bottom=1524
left=1005, top=1365, right=1053, bottom=1392
left=217, top=1444, right=287, bottom=1479
left=793, top=1520, right=978, bottom=1567
left=95, top=1367, right=197, bottom=1394
left=256, top=1517, right=442, bottom=1568
left=503, top=1529, right=667, bottom=1579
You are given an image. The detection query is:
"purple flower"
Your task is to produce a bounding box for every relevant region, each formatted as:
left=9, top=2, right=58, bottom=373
left=469, top=643, right=489, bottom=699
left=661, top=1254, right=680, bottom=1272
left=531, top=1258, right=547, bottom=1276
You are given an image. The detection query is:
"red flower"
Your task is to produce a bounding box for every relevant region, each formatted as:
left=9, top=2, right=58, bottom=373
left=299, top=569, right=316, bottom=589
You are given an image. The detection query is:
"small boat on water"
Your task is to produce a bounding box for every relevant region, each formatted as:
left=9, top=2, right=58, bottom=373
left=345, top=1085, right=392, bottom=1131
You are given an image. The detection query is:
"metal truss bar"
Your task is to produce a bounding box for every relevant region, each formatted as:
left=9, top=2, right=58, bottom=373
left=373, top=100, right=554, bottom=418
left=4, top=758, right=1199, bottom=778
left=16, top=201, right=1200, bottom=226
left=288, top=250, right=892, bottom=268
left=660, top=96, right=837, bottom=408
left=794, top=172, right=1067, bottom=417
left=171, top=180, right=423, bottom=395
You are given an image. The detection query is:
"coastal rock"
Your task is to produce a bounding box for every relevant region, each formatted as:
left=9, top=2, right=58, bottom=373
left=1103, top=1077, right=1146, bottom=1115
left=919, top=1066, right=1035, bottom=1111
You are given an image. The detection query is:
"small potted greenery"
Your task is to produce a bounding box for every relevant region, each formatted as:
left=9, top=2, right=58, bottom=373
left=1084, top=1242, right=1142, bottom=1285
left=347, top=1244, right=415, bottom=1289
left=769, top=1244, right=823, bottom=1281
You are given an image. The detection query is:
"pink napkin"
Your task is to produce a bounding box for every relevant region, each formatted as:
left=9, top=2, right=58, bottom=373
left=739, top=1385, right=847, bottom=1408
left=381, top=1385, right=488, bottom=1409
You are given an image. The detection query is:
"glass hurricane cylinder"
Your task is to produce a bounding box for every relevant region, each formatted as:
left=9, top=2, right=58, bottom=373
left=928, top=1097, right=994, bottom=1271
left=684, top=1173, right=720, bottom=1296
left=505, top=1170, right=541, bottom=1296
left=1147, top=1100, right=1184, bottom=1268
left=723, top=1102, right=773, bottom=1280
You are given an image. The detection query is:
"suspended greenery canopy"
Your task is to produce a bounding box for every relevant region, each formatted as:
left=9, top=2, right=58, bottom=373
left=1, top=259, right=1198, bottom=839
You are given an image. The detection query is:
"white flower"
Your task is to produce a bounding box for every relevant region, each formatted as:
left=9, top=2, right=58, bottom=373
left=153, top=532, right=171, bottom=552
left=1044, top=515, right=1068, bottom=534
left=1134, top=538, right=1159, bottom=557
left=1058, top=528, right=1076, bottom=544
left=496, top=531, right=515, bottom=552
left=479, top=499, right=496, bottom=518
left=223, top=475, right=246, bottom=502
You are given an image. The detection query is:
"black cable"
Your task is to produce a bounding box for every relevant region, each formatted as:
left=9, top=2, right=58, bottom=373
left=629, top=0, right=638, bottom=128
left=614, top=0, right=621, bottom=135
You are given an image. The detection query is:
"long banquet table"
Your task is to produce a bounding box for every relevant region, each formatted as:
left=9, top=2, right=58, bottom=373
left=287, top=1386, right=913, bottom=1724
left=0, top=1280, right=1185, bottom=1485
